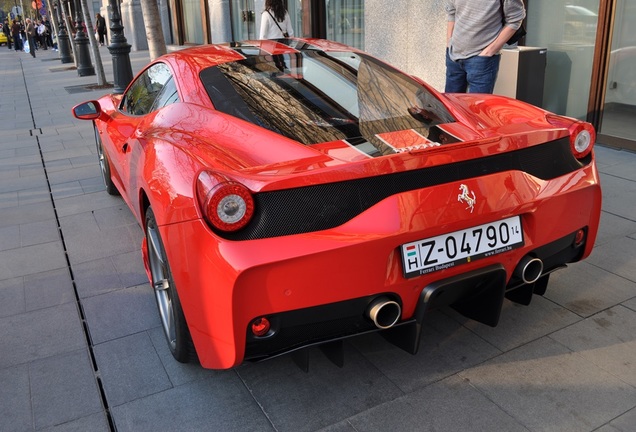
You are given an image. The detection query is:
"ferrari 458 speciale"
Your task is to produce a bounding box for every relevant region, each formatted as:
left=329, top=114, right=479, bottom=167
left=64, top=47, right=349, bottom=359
left=72, top=39, right=602, bottom=370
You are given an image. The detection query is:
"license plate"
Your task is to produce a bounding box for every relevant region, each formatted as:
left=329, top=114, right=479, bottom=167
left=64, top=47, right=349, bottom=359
left=401, top=216, right=524, bottom=278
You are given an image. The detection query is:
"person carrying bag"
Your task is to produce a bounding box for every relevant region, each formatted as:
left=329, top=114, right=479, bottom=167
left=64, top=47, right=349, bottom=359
left=259, top=0, right=293, bottom=39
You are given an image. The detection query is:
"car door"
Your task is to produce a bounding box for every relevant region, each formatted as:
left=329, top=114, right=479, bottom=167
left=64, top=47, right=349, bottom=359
left=106, top=63, right=175, bottom=206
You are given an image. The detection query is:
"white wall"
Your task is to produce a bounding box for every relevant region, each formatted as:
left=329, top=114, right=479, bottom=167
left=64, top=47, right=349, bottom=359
left=365, top=0, right=447, bottom=92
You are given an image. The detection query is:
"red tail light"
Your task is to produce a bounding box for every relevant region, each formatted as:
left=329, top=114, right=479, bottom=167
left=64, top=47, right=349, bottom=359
left=196, top=171, right=255, bottom=232
left=546, top=114, right=596, bottom=159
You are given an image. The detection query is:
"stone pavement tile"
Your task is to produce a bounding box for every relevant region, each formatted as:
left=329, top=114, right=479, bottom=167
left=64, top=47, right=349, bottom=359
left=0, top=171, right=48, bottom=194
left=0, top=241, right=67, bottom=280
left=595, top=145, right=636, bottom=169
left=53, top=190, right=124, bottom=218
left=148, top=327, right=214, bottom=387
left=17, top=186, right=52, bottom=206
left=24, top=268, right=76, bottom=312
left=316, top=421, right=356, bottom=432
left=59, top=208, right=140, bottom=265
left=587, top=236, right=636, bottom=283
left=596, top=407, right=636, bottom=432
left=0, top=277, right=24, bottom=318
left=0, top=201, right=56, bottom=228
left=546, top=262, right=636, bottom=317
left=111, top=373, right=274, bottom=432
left=81, top=284, right=160, bottom=345
left=0, top=302, right=86, bottom=369
left=51, top=180, right=86, bottom=200
left=41, top=158, right=73, bottom=173
left=236, top=345, right=404, bottom=432
left=625, top=297, right=636, bottom=312
left=93, top=332, right=172, bottom=406
left=344, top=375, right=526, bottom=432
left=457, top=294, right=580, bottom=352
left=598, top=173, right=636, bottom=220
left=550, top=305, right=636, bottom=387
left=0, top=224, right=20, bottom=251
left=111, top=250, right=148, bottom=289
left=93, top=204, right=139, bottom=229
left=595, top=211, right=636, bottom=247
left=73, top=257, right=127, bottom=299
left=349, top=310, right=500, bottom=393
left=30, top=350, right=104, bottom=430
left=39, top=412, right=110, bottom=432
left=597, top=155, right=636, bottom=182
left=20, top=218, right=60, bottom=247
left=459, top=337, right=636, bottom=432
left=81, top=176, right=108, bottom=194
left=0, top=190, right=18, bottom=209
left=0, top=364, right=32, bottom=432
left=47, top=164, right=100, bottom=186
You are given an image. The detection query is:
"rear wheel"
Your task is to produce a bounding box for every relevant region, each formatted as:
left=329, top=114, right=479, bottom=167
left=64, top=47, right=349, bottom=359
left=145, top=207, right=197, bottom=363
left=94, top=124, right=119, bottom=196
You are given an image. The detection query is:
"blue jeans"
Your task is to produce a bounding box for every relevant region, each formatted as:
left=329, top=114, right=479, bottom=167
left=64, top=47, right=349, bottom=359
left=445, top=49, right=501, bottom=94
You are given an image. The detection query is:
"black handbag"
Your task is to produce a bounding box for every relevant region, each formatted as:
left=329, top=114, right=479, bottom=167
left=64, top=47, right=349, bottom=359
left=500, top=0, right=526, bottom=45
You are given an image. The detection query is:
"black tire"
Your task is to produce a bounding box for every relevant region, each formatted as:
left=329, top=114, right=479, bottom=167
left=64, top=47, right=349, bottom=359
left=94, top=124, right=119, bottom=196
left=145, top=207, right=198, bottom=363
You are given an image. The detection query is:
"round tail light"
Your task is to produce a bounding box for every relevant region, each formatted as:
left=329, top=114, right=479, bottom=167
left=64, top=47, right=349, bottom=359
left=568, top=122, right=596, bottom=159
left=196, top=171, right=255, bottom=232
left=546, top=114, right=596, bottom=159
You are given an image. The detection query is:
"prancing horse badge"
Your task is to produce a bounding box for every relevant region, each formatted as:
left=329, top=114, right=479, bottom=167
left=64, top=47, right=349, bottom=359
left=458, top=184, right=476, bottom=213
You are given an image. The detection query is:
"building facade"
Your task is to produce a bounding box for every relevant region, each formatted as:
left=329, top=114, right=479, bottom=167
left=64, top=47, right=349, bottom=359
left=95, top=0, right=635, bottom=151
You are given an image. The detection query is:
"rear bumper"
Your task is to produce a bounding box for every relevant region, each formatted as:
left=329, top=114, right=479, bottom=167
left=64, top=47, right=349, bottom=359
left=158, top=158, right=601, bottom=369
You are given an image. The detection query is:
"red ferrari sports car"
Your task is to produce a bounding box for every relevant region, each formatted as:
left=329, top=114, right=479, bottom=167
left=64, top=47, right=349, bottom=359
left=72, top=39, right=601, bottom=370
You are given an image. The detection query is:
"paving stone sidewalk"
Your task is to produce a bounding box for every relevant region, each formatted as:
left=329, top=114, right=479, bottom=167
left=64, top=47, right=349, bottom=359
left=1, top=46, right=635, bottom=432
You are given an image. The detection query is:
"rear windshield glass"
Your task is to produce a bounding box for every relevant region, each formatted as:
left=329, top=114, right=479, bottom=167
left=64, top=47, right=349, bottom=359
left=200, top=51, right=455, bottom=148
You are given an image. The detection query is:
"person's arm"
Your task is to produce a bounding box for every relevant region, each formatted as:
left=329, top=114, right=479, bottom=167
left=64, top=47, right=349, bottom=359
left=446, top=21, right=454, bottom=47
left=284, top=12, right=293, bottom=37
left=480, top=25, right=517, bottom=56
left=259, top=12, right=269, bottom=39
left=481, top=0, right=526, bottom=55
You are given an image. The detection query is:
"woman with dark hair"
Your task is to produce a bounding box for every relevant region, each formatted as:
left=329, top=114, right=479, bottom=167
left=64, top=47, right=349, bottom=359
left=259, top=0, right=293, bottom=39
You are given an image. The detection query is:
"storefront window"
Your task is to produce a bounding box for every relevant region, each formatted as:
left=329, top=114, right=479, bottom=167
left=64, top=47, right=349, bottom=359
left=326, top=0, right=364, bottom=50
left=526, top=1, right=599, bottom=120
left=233, top=0, right=257, bottom=41
left=182, top=0, right=205, bottom=44
left=600, top=0, right=636, bottom=143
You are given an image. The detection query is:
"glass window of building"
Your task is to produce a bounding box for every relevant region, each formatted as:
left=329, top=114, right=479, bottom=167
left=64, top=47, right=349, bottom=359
left=599, top=0, right=636, bottom=146
left=326, top=0, right=364, bottom=50
left=526, top=0, right=599, bottom=120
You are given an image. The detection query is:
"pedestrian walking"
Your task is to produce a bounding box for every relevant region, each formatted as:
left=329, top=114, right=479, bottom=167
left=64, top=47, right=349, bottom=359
left=445, top=0, right=526, bottom=94
left=37, top=19, right=48, bottom=50
left=2, top=20, right=12, bottom=50
left=11, top=19, right=22, bottom=52
left=25, top=18, right=37, bottom=58
left=95, top=13, right=107, bottom=46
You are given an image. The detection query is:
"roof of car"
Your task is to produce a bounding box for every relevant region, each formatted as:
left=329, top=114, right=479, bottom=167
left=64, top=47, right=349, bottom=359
left=158, top=38, right=360, bottom=71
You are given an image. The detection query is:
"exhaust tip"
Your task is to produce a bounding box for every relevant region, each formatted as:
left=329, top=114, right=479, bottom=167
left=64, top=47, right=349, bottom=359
left=367, top=297, right=401, bottom=329
left=515, top=256, right=543, bottom=284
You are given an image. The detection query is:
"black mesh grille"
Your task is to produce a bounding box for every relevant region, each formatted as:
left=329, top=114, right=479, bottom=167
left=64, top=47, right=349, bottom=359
left=244, top=296, right=380, bottom=360
left=221, top=138, right=586, bottom=240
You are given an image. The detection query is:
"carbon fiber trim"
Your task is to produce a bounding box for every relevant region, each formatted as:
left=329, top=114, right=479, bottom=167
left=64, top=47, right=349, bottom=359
left=220, top=138, right=587, bottom=240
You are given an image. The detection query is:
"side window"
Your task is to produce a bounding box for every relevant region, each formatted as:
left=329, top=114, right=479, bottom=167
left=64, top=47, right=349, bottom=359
left=120, top=63, right=174, bottom=116
left=150, top=76, right=180, bottom=111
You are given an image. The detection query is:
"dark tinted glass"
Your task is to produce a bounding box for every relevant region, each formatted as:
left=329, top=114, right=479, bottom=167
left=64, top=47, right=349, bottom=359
left=200, top=51, right=455, bottom=146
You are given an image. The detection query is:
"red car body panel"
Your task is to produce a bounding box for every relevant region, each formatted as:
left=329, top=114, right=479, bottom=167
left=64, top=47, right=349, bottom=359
left=73, top=39, right=602, bottom=369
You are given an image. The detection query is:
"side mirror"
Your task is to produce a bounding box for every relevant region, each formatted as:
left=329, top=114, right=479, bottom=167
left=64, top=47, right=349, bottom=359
left=72, top=101, right=101, bottom=120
